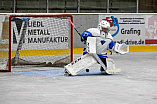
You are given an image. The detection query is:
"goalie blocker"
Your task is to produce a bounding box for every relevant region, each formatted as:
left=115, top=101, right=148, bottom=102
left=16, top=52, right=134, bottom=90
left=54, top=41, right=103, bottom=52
left=64, top=37, right=126, bottom=76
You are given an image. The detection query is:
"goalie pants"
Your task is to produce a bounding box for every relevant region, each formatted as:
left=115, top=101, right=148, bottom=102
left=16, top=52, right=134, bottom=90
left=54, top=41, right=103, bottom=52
left=100, top=58, right=107, bottom=71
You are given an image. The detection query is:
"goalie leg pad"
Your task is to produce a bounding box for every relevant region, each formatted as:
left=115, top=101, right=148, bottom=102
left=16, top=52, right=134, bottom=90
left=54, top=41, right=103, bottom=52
left=64, top=54, right=98, bottom=75
left=64, top=54, right=121, bottom=75
left=106, top=58, right=121, bottom=74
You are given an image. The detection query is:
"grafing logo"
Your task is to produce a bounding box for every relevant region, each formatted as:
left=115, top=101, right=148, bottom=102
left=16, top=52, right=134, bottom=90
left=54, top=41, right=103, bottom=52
left=12, top=18, right=24, bottom=44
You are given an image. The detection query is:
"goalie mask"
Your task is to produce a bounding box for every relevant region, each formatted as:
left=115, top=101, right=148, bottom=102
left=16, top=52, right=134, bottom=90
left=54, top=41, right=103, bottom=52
left=98, top=20, right=110, bottom=32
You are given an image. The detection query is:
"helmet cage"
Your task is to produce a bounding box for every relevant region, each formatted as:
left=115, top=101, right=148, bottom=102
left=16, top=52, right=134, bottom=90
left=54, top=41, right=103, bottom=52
left=98, top=20, right=110, bottom=31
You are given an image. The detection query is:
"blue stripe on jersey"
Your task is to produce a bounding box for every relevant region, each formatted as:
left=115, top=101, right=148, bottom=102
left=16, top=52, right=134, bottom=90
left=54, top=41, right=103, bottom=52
left=81, top=31, right=92, bottom=37
left=109, top=41, right=115, bottom=49
left=98, top=55, right=108, bottom=58
left=83, top=52, right=108, bottom=58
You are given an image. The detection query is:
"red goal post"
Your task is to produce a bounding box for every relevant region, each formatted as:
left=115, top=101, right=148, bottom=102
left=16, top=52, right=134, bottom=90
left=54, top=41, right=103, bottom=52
left=0, top=14, right=73, bottom=72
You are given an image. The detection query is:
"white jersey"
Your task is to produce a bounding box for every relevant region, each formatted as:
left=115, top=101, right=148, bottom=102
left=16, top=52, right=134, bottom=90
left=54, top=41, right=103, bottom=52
left=83, top=28, right=113, bottom=56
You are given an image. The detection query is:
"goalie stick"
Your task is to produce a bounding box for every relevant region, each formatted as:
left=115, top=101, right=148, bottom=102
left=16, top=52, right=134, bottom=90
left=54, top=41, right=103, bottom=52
left=69, top=20, right=84, bottom=41
left=69, top=20, right=81, bottom=36
left=92, top=53, right=121, bottom=74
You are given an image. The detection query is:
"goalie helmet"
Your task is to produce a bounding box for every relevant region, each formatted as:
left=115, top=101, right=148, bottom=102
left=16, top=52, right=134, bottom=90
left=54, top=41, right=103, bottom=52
left=98, top=20, right=110, bottom=31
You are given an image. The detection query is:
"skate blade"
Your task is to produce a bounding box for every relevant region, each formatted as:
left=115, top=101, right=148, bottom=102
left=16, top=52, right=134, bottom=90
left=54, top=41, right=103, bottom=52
left=64, top=72, right=72, bottom=76
left=106, top=68, right=121, bottom=74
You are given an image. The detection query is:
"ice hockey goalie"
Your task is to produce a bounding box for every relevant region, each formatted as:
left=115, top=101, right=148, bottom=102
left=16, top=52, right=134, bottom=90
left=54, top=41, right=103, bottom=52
left=64, top=20, right=129, bottom=76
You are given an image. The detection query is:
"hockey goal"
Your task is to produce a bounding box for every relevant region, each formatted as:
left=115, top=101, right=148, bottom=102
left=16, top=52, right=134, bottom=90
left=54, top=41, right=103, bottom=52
left=0, top=14, right=73, bottom=72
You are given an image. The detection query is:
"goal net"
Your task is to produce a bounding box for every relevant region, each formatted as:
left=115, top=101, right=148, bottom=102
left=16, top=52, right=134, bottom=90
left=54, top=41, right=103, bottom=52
left=0, top=14, right=73, bottom=72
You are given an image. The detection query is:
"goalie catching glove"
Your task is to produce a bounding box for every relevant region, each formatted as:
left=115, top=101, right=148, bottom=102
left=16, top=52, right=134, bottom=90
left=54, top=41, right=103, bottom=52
left=108, top=43, right=129, bottom=55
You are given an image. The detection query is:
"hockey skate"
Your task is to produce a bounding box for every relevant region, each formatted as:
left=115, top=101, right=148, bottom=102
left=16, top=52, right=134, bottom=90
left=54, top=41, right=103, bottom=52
left=64, top=68, right=72, bottom=76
